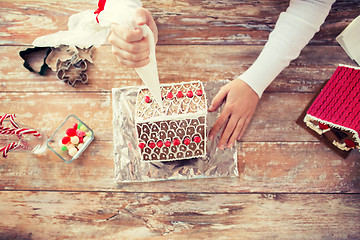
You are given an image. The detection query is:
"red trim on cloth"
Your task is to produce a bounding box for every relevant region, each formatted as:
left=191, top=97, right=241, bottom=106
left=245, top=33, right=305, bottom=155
left=94, top=0, right=107, bottom=23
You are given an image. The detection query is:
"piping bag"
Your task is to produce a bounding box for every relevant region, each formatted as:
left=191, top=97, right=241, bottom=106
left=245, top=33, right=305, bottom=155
left=135, top=24, right=163, bottom=108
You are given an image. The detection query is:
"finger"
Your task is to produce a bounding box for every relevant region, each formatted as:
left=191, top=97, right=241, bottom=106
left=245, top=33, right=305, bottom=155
left=208, top=85, right=229, bottom=112
left=217, top=115, right=240, bottom=150
left=227, top=117, right=245, bottom=148
left=115, top=56, right=150, bottom=68
left=208, top=109, right=231, bottom=141
left=135, top=8, right=158, bottom=44
left=237, top=117, right=252, bottom=141
left=112, top=45, right=150, bottom=62
left=110, top=23, right=144, bottom=43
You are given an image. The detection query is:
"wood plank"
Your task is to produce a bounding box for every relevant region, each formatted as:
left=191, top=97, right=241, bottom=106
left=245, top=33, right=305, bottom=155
left=0, top=45, right=353, bottom=93
left=0, top=0, right=357, bottom=45
left=1, top=141, right=358, bottom=192
left=0, top=191, right=359, bottom=239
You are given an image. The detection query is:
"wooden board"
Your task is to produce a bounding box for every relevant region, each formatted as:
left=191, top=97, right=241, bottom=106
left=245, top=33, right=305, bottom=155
left=1, top=192, right=359, bottom=239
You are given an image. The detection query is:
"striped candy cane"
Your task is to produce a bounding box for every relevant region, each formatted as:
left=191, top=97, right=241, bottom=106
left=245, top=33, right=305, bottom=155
left=0, top=142, right=20, bottom=158
left=1, top=114, right=42, bottom=157
left=0, top=114, right=18, bottom=128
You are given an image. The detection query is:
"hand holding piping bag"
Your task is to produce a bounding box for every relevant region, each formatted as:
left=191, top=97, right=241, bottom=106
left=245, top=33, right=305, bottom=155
left=108, top=8, right=162, bottom=107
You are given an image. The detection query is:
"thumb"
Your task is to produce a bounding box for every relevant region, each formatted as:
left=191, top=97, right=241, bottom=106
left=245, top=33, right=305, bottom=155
left=208, top=85, right=230, bottom=112
left=135, top=8, right=148, bottom=26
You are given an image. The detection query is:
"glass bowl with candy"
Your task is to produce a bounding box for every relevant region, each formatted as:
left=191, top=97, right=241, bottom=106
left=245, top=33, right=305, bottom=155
left=47, top=114, right=94, bottom=163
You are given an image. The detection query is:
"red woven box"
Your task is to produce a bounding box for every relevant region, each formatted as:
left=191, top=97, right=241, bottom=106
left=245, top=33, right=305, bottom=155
left=303, top=65, right=360, bottom=154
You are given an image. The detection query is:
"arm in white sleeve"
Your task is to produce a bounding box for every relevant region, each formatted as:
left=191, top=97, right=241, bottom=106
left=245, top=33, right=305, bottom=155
left=239, top=0, right=336, bottom=98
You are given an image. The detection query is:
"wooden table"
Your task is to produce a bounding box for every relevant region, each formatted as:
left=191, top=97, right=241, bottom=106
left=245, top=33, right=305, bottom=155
left=1, top=0, right=360, bottom=239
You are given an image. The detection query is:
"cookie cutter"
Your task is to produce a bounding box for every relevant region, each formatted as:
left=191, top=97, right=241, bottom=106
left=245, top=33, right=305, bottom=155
left=56, top=57, right=88, bottom=87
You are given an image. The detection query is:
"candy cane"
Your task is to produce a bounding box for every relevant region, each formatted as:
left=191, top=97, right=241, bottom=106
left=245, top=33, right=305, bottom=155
left=0, top=114, right=18, bottom=128
left=14, top=128, right=41, bottom=138
left=0, top=141, right=20, bottom=158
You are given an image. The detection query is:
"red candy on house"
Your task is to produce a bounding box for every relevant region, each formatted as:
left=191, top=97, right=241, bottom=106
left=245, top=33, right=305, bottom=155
left=345, top=139, right=355, bottom=148
left=157, top=141, right=163, bottom=147
left=149, top=142, right=156, bottom=149
left=167, top=92, right=173, bottom=99
left=173, top=139, right=180, bottom=146
left=138, top=142, right=145, bottom=149
left=196, top=89, right=203, bottom=96
left=145, top=96, right=151, bottom=103
left=165, top=141, right=171, bottom=147
left=194, top=136, right=201, bottom=143
left=177, top=91, right=183, bottom=98
left=319, top=123, right=329, bottom=130
left=184, top=138, right=191, bottom=145
left=187, top=91, right=193, bottom=98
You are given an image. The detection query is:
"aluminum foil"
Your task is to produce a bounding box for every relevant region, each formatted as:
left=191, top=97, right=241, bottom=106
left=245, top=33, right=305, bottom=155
left=112, top=81, right=239, bottom=182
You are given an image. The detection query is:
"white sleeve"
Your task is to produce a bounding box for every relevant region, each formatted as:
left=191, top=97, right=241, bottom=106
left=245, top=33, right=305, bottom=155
left=239, top=0, right=336, bottom=98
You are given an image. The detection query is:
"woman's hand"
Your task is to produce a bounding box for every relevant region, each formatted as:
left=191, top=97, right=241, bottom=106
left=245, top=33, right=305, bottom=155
left=208, top=79, right=259, bottom=149
left=108, top=7, right=158, bottom=68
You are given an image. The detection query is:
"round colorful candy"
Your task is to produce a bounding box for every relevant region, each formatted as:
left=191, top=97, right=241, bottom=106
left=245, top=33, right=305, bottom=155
left=187, top=91, right=193, bottom=98
left=71, top=136, right=79, bottom=144
left=68, top=147, right=78, bottom=157
left=149, top=142, right=156, bottom=149
left=61, top=146, right=67, bottom=151
left=62, top=136, right=71, bottom=145
left=194, top=136, right=201, bottom=143
left=76, top=129, right=86, bottom=138
left=157, top=141, right=163, bottom=147
left=196, top=89, right=203, bottom=96
left=145, top=96, right=151, bottom=103
left=66, top=127, right=77, bottom=137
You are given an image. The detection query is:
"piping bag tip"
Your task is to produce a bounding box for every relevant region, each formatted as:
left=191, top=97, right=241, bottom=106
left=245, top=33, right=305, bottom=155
left=135, top=24, right=163, bottom=109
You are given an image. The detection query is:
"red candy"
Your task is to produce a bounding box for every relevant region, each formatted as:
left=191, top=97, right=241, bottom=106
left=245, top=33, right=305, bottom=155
left=194, top=136, right=201, bottom=143
left=62, top=136, right=71, bottom=145
left=157, top=141, right=163, bottom=147
left=145, top=96, right=151, bottom=103
left=345, top=139, right=355, bottom=148
left=167, top=92, right=173, bottom=99
left=187, top=91, right=193, bottom=98
left=184, top=138, right=191, bottom=145
left=79, top=137, right=84, bottom=143
left=173, top=139, right=180, bottom=146
left=138, top=142, right=145, bottom=149
left=73, top=123, right=78, bottom=129
left=196, top=89, right=203, bottom=96
left=66, top=128, right=77, bottom=137
left=149, top=142, right=156, bottom=149
left=319, top=123, right=329, bottom=130
left=165, top=141, right=171, bottom=147
left=177, top=91, right=183, bottom=98
left=76, top=129, right=86, bottom=138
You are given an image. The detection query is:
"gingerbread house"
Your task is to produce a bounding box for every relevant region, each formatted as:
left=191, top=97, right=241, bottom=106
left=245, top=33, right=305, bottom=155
left=135, top=81, right=207, bottom=161
left=304, top=64, right=360, bottom=153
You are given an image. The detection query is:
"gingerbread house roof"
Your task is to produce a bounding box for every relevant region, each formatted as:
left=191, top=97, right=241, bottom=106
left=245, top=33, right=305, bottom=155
left=306, top=65, right=360, bottom=143
left=135, top=81, right=207, bottom=123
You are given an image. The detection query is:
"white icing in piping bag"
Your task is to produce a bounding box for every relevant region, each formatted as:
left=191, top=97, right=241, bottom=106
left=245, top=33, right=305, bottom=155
left=135, top=25, right=163, bottom=108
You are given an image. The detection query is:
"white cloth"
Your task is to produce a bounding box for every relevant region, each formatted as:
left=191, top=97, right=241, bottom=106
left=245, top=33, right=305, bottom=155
left=32, top=0, right=142, bottom=48
left=239, top=0, right=336, bottom=98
